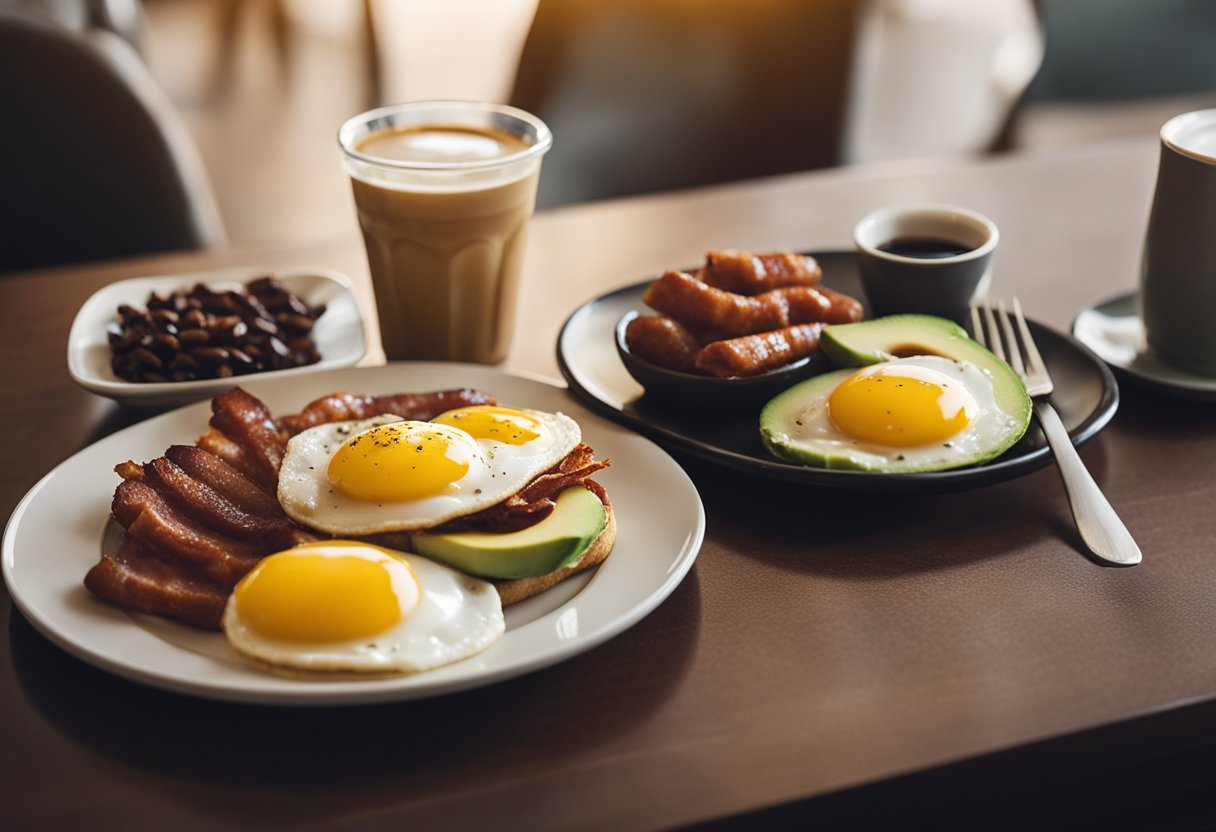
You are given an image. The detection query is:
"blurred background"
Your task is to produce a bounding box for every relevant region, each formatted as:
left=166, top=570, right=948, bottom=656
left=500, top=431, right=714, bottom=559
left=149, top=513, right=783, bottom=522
left=3, top=0, right=1215, bottom=271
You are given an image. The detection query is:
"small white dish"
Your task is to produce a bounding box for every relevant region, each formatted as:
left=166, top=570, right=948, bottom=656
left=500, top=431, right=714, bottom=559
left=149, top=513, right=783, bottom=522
left=1073, top=291, right=1216, bottom=402
left=68, top=266, right=367, bottom=408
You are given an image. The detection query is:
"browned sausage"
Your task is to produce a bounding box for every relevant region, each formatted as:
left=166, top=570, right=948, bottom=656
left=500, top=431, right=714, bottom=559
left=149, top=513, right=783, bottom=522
left=776, top=286, right=834, bottom=323
left=624, top=315, right=701, bottom=371
left=701, top=250, right=822, bottom=294
left=692, top=323, right=825, bottom=377
left=816, top=287, right=865, bottom=324
left=643, top=270, right=791, bottom=337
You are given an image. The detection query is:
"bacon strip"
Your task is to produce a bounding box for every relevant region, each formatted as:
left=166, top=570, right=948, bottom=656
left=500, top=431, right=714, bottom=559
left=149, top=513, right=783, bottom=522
left=164, top=444, right=283, bottom=517
left=143, top=456, right=310, bottom=546
left=429, top=444, right=611, bottom=533
left=84, top=535, right=232, bottom=630
left=277, top=389, right=496, bottom=436
left=195, top=428, right=269, bottom=491
left=208, top=388, right=285, bottom=491
left=111, top=479, right=269, bottom=584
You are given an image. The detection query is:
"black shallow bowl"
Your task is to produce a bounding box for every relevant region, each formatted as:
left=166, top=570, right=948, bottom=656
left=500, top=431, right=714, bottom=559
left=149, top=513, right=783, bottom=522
left=613, top=310, right=825, bottom=411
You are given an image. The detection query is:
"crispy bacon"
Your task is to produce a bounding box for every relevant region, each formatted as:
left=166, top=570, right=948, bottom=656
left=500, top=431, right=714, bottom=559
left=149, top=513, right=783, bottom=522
left=277, top=389, right=496, bottom=436
left=143, top=456, right=310, bottom=545
left=428, top=444, right=611, bottom=534
left=163, top=444, right=284, bottom=517
left=86, top=385, right=607, bottom=630
left=111, top=479, right=272, bottom=585
left=84, top=535, right=233, bottom=630
left=208, top=388, right=285, bottom=491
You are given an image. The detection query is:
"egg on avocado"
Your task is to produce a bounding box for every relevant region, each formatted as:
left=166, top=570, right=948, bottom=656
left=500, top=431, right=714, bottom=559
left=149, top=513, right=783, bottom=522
left=759, top=315, right=1031, bottom=473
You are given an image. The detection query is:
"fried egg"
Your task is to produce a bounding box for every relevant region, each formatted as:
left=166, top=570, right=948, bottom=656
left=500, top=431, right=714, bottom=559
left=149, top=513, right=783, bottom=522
left=277, top=405, right=580, bottom=534
left=760, top=355, right=1030, bottom=472
left=221, top=540, right=504, bottom=674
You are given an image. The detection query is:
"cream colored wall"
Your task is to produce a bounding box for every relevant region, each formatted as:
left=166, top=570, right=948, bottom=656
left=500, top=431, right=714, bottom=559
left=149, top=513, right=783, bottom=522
left=843, top=0, right=1043, bottom=163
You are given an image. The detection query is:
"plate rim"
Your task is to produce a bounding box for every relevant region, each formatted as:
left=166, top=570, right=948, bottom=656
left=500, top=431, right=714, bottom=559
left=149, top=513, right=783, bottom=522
left=556, top=250, right=1120, bottom=492
left=1072, top=289, right=1216, bottom=401
left=3, top=364, right=705, bottom=705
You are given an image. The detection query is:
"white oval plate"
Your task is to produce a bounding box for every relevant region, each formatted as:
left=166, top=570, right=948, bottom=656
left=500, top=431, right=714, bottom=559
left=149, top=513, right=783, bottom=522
left=67, top=266, right=367, bottom=409
left=2, top=365, right=704, bottom=705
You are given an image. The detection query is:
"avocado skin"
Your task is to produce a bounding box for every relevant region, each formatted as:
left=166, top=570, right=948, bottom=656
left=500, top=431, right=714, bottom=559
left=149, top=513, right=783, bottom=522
left=821, top=314, right=1029, bottom=420
left=759, top=368, right=877, bottom=470
left=412, top=486, right=607, bottom=579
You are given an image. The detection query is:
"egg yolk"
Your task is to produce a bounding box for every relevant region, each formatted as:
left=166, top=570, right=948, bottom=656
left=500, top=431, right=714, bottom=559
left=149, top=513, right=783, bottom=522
left=828, top=364, right=976, bottom=447
left=233, top=541, right=419, bottom=643
left=327, top=421, right=474, bottom=502
left=432, top=405, right=540, bottom=445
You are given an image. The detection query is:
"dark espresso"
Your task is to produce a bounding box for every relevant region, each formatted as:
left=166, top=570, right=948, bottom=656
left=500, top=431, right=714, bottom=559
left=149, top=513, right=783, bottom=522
left=879, top=236, right=973, bottom=259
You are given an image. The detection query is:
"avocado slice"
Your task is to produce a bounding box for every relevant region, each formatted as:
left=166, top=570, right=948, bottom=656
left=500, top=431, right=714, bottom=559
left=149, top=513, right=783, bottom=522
left=412, top=486, right=607, bottom=579
left=821, top=314, right=1029, bottom=421
left=759, top=315, right=1032, bottom=472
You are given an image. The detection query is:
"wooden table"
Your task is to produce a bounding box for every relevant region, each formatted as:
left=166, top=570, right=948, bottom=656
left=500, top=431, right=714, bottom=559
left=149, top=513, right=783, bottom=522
left=5, top=137, right=1216, bottom=830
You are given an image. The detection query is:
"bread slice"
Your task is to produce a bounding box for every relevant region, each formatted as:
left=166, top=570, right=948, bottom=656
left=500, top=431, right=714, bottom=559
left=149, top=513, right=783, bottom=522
left=492, top=501, right=616, bottom=606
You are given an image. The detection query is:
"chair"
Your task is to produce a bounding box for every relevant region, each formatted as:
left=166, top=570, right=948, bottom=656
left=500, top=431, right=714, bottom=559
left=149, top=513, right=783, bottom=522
left=0, top=4, right=224, bottom=273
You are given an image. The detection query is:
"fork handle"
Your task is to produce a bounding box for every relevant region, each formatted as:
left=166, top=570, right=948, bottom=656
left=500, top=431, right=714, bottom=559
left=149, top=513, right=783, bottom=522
left=1035, top=400, right=1142, bottom=566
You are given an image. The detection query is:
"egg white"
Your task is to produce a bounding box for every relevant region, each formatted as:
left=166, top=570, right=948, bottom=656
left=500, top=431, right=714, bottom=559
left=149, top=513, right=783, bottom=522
left=769, top=355, right=1026, bottom=472
left=222, top=549, right=505, bottom=675
left=277, top=409, right=581, bottom=535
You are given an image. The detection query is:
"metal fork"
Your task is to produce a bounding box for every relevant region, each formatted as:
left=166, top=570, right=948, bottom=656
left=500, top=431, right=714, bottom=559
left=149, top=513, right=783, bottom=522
left=971, top=298, right=1141, bottom=566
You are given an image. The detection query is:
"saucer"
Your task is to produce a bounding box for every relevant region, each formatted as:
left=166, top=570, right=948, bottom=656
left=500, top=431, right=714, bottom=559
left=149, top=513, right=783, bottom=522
left=1072, top=291, right=1216, bottom=401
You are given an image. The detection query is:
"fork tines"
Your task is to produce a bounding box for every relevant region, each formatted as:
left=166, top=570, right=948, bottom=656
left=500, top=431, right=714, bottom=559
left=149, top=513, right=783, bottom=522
left=969, top=297, right=1050, bottom=395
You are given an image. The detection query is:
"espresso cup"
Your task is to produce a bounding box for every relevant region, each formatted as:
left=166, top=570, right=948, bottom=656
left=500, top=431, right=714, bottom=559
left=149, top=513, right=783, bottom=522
left=853, top=204, right=999, bottom=323
left=1140, top=108, right=1216, bottom=377
left=339, top=101, right=552, bottom=363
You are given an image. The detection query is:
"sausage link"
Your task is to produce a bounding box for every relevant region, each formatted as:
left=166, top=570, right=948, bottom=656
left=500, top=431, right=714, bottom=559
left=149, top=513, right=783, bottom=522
left=643, top=270, right=790, bottom=337
left=692, top=323, right=825, bottom=378
left=816, top=287, right=865, bottom=324
left=623, top=315, right=702, bottom=371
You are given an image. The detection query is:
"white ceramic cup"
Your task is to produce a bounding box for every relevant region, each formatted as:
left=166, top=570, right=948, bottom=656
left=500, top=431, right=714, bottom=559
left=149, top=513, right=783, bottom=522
left=1140, top=108, right=1216, bottom=377
left=853, top=204, right=999, bottom=323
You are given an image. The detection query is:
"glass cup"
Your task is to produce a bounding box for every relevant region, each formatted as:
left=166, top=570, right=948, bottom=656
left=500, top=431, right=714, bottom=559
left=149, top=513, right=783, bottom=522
left=1140, top=108, right=1216, bottom=377
left=339, top=101, right=552, bottom=363
left=853, top=204, right=998, bottom=323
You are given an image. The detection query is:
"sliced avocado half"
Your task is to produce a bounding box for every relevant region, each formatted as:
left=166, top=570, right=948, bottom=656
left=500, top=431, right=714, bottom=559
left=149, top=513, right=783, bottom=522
left=412, top=485, right=607, bottom=579
left=821, top=314, right=1029, bottom=420
left=759, top=315, right=1032, bottom=473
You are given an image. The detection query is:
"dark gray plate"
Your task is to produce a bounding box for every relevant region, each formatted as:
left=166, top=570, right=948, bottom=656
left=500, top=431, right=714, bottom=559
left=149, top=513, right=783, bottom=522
left=556, top=250, right=1120, bottom=492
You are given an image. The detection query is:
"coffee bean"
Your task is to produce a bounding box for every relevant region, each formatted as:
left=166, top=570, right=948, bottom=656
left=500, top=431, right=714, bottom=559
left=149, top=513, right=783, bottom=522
left=108, top=276, right=326, bottom=383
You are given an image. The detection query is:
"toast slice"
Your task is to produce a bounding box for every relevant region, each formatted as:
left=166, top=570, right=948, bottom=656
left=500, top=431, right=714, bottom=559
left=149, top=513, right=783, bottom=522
left=493, top=501, right=616, bottom=606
